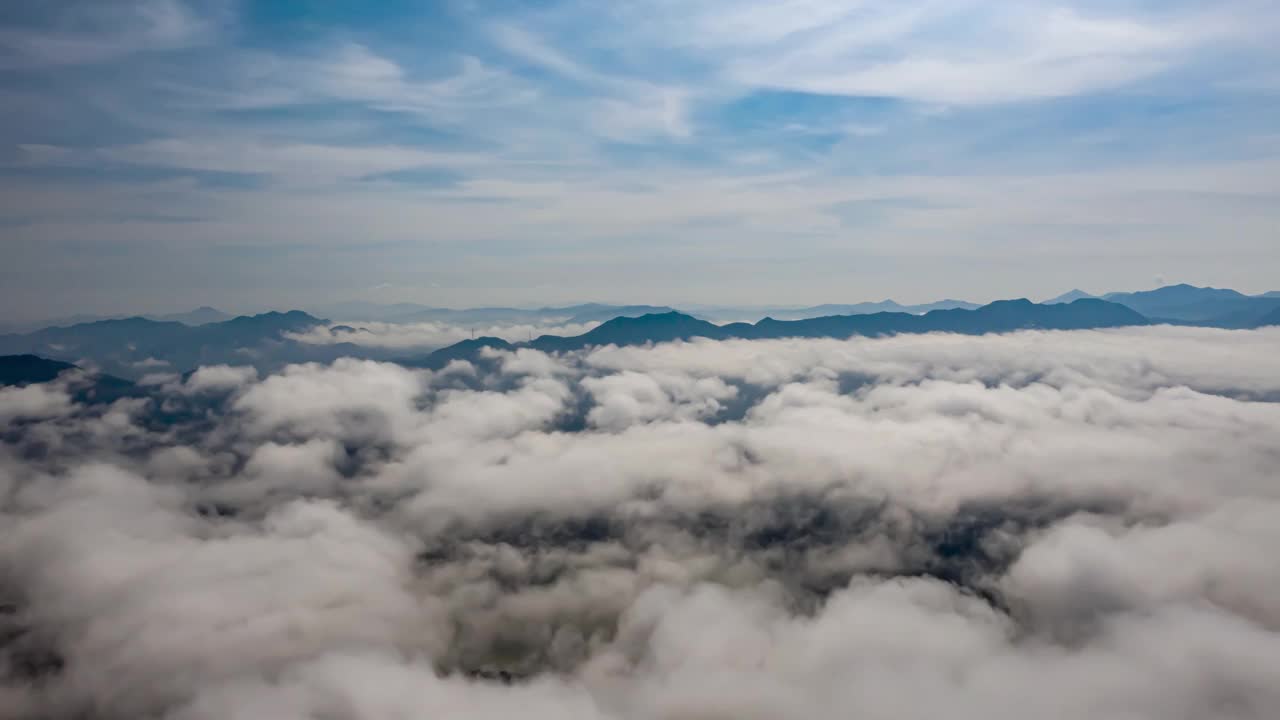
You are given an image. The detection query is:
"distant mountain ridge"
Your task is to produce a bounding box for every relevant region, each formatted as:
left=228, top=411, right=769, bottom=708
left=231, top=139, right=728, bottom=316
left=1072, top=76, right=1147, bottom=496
left=309, top=301, right=676, bottom=325
left=0, top=307, right=232, bottom=333
left=309, top=299, right=992, bottom=325
left=1092, top=284, right=1280, bottom=327
left=410, top=298, right=1148, bottom=368
left=0, top=311, right=335, bottom=379
left=395, top=303, right=680, bottom=326
left=1043, top=289, right=1096, bottom=304
left=157, top=306, right=232, bottom=325
left=309, top=285, right=1280, bottom=327
left=688, top=299, right=980, bottom=322
left=6, top=285, right=1277, bottom=379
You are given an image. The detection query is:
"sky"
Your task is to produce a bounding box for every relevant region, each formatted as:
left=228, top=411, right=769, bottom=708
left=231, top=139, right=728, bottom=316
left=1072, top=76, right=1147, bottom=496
left=1, top=0, right=1279, bottom=320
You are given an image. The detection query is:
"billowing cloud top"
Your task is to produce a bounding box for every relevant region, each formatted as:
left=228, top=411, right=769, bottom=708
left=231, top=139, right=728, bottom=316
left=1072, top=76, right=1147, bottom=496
left=3, top=325, right=1280, bottom=718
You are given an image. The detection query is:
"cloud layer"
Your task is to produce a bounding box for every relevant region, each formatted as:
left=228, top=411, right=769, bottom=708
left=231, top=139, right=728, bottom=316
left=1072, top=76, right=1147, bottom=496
left=3, top=326, right=1280, bottom=718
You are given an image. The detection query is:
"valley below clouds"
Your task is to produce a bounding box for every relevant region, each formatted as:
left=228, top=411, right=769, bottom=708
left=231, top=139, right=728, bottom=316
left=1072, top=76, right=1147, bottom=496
left=3, top=326, right=1280, bottom=719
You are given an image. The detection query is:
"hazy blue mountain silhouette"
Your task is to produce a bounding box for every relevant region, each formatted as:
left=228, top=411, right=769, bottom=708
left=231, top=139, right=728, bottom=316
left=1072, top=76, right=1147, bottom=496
left=1101, top=284, right=1280, bottom=326
left=318, top=302, right=676, bottom=325
left=782, top=299, right=982, bottom=317
left=1255, top=306, right=1280, bottom=327
left=308, top=301, right=435, bottom=321
left=195, top=310, right=321, bottom=345
left=414, top=298, right=1148, bottom=364
left=907, top=299, right=984, bottom=313
left=1043, top=289, right=1096, bottom=304
left=0, top=311, right=334, bottom=379
left=560, top=304, right=678, bottom=323
left=392, top=307, right=545, bottom=324
left=0, top=307, right=233, bottom=333
left=153, top=306, right=231, bottom=325
left=410, top=337, right=516, bottom=370
left=724, top=299, right=1146, bottom=340
left=691, top=299, right=979, bottom=322
left=531, top=312, right=729, bottom=352
left=8, top=287, right=1271, bottom=380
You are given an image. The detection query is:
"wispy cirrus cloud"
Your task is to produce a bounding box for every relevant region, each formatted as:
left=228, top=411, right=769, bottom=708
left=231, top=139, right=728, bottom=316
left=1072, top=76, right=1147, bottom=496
left=1, top=0, right=1279, bottom=317
left=0, top=0, right=229, bottom=69
left=489, top=23, right=695, bottom=141
left=589, top=0, right=1256, bottom=103
left=315, top=43, right=537, bottom=120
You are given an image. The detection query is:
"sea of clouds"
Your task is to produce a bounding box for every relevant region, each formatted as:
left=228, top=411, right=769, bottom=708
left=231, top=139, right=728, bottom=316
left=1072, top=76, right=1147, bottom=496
left=3, top=326, right=1280, bottom=719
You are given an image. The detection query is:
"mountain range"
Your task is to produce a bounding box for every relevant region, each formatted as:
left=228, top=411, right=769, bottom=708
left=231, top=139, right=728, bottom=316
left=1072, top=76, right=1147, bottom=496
left=315, top=286, right=1279, bottom=327
left=687, top=299, right=981, bottom=323
left=3, top=285, right=1278, bottom=383
left=0, top=306, right=233, bottom=334
left=0, top=310, right=359, bottom=380
left=306, top=302, right=677, bottom=325
left=1041, top=284, right=1280, bottom=327
left=407, top=299, right=1148, bottom=369
left=1101, top=285, right=1279, bottom=327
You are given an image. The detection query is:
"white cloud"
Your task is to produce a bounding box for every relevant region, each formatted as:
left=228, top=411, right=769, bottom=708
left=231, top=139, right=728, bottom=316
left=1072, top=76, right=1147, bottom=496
left=583, top=370, right=736, bottom=430
left=491, top=24, right=602, bottom=85
left=4, top=327, right=1280, bottom=717
left=4, top=2, right=1278, bottom=308
left=0, top=0, right=227, bottom=69
left=491, top=22, right=696, bottom=141
left=232, top=358, right=426, bottom=443
left=622, top=0, right=1239, bottom=104
left=183, top=364, right=257, bottom=393
left=0, top=382, right=74, bottom=423
left=313, top=43, right=538, bottom=121
left=94, top=137, right=482, bottom=184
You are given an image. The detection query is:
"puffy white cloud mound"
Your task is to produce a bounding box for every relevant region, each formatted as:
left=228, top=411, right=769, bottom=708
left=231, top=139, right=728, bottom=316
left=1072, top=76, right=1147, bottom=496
left=2, top=326, right=1280, bottom=719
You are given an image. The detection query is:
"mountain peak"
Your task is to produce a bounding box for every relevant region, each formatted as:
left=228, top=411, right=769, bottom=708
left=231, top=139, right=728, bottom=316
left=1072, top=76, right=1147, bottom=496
left=224, top=310, right=323, bottom=326
left=982, top=298, right=1035, bottom=309
left=0, top=354, right=77, bottom=385
left=1043, top=289, right=1095, bottom=304
left=610, top=310, right=687, bottom=322
left=531, top=311, right=724, bottom=352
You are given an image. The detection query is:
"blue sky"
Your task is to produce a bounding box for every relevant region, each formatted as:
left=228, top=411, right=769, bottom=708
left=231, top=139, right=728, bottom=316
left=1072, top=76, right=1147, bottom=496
left=2, top=0, right=1278, bottom=319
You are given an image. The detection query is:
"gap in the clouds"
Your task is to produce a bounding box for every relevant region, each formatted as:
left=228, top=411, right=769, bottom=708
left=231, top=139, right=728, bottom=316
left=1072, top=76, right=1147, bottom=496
left=701, top=85, right=1280, bottom=177
left=236, top=1, right=470, bottom=52
left=714, top=90, right=901, bottom=130
left=411, top=492, right=1144, bottom=679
